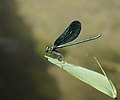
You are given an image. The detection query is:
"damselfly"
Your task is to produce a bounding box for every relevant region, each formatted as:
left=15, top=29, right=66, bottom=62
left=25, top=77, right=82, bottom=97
left=45, top=20, right=101, bottom=60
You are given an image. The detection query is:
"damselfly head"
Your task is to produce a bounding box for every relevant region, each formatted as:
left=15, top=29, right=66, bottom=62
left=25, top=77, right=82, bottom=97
left=45, top=46, right=50, bottom=53
left=45, top=46, right=55, bottom=53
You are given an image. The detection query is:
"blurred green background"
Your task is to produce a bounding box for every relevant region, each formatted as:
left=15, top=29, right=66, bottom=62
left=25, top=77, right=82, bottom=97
left=0, top=0, right=120, bottom=100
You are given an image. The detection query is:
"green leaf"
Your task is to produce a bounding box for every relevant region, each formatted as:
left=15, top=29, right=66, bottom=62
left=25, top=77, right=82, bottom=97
left=45, top=55, right=117, bottom=98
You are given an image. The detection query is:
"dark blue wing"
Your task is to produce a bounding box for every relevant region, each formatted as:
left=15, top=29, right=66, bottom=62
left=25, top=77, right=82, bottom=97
left=54, top=20, right=81, bottom=46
